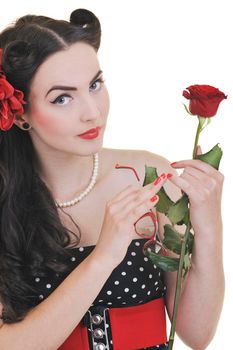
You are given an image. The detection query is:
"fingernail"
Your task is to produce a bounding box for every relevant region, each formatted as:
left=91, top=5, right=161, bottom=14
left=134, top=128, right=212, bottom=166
left=153, top=173, right=167, bottom=185
left=150, top=195, right=158, bottom=202
left=170, top=162, right=177, bottom=166
left=153, top=177, right=162, bottom=185
left=167, top=173, right=173, bottom=178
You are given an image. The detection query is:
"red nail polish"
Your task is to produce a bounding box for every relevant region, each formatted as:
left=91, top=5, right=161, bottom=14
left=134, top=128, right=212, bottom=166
left=170, top=162, right=177, bottom=167
left=167, top=173, right=173, bottom=178
left=153, top=177, right=162, bottom=185
left=150, top=195, right=158, bottom=202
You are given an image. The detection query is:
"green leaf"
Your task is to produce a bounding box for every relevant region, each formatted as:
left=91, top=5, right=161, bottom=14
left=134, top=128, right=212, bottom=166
left=180, top=210, right=190, bottom=226
left=195, top=143, right=223, bottom=170
left=183, top=103, right=193, bottom=115
left=162, top=224, right=193, bottom=255
left=143, top=165, right=174, bottom=214
left=162, top=224, right=182, bottom=254
left=143, top=165, right=158, bottom=186
left=144, top=250, right=180, bottom=272
left=156, top=187, right=175, bottom=214
left=167, top=193, right=189, bottom=225
left=176, top=209, right=189, bottom=225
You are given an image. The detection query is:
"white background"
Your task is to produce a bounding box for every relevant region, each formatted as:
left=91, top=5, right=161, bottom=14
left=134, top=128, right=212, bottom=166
left=1, top=1, right=232, bottom=349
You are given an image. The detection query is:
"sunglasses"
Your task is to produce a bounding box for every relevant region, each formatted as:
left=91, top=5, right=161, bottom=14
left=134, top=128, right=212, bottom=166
left=134, top=209, right=167, bottom=255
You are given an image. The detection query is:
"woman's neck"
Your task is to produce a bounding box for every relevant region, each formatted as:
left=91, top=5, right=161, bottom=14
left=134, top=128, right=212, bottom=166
left=35, top=148, right=106, bottom=203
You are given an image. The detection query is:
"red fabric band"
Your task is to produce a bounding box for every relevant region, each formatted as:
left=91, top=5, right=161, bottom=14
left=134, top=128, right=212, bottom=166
left=109, top=297, right=167, bottom=349
left=58, top=321, right=89, bottom=350
left=59, top=297, right=167, bottom=349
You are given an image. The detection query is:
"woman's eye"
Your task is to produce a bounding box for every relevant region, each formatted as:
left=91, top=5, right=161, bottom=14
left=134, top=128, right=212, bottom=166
left=90, top=78, right=105, bottom=92
left=51, top=94, right=72, bottom=105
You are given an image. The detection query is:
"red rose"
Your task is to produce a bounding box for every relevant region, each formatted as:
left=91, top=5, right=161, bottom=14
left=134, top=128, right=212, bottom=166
left=0, top=73, right=26, bottom=131
left=183, top=84, right=227, bottom=118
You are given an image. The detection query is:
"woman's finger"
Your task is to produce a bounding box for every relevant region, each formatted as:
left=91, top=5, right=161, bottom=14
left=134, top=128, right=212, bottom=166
left=180, top=172, right=214, bottom=202
left=166, top=174, right=205, bottom=205
left=171, top=159, right=214, bottom=173
left=116, top=174, right=168, bottom=209
left=181, top=166, right=218, bottom=191
left=108, top=173, right=170, bottom=212
left=171, top=158, right=223, bottom=183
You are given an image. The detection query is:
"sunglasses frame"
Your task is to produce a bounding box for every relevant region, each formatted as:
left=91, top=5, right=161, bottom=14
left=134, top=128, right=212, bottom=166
left=134, top=210, right=169, bottom=256
left=134, top=209, right=158, bottom=239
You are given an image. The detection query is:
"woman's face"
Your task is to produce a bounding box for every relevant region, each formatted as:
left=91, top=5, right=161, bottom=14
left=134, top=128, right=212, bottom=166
left=22, top=42, right=110, bottom=157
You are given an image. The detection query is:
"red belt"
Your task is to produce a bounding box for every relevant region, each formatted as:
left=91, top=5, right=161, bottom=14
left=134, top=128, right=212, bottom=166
left=59, top=297, right=167, bottom=350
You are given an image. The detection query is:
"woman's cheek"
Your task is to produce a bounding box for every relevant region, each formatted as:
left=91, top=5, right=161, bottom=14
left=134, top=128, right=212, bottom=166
left=29, top=105, right=66, bottom=134
left=102, top=87, right=110, bottom=117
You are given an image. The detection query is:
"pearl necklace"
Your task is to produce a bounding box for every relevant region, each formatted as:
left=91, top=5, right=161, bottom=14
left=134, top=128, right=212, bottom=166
left=55, top=152, right=99, bottom=208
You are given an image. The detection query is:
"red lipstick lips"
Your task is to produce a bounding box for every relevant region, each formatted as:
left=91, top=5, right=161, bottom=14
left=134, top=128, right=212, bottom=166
left=78, top=126, right=101, bottom=139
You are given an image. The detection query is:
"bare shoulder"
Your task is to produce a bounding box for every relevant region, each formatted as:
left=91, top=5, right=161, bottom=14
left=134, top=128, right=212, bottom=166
left=114, top=148, right=148, bottom=184
left=103, top=147, right=148, bottom=186
left=113, top=147, right=171, bottom=170
left=103, top=147, right=182, bottom=201
left=110, top=148, right=180, bottom=193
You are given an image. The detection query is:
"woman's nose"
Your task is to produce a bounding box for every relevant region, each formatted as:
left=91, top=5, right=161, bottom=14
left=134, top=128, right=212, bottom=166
left=80, top=95, right=100, bottom=121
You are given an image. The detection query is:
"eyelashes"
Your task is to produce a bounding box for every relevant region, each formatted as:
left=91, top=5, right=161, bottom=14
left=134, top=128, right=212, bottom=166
left=50, top=77, right=105, bottom=105
left=92, top=77, right=105, bottom=88
left=51, top=94, right=72, bottom=105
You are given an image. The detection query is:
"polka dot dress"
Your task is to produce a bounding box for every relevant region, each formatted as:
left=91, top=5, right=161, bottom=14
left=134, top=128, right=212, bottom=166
left=33, top=238, right=168, bottom=349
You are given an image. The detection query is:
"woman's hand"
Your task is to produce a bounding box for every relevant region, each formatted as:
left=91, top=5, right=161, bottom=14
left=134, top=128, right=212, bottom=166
left=94, top=173, right=170, bottom=267
left=164, top=146, right=225, bottom=349
left=167, top=145, right=224, bottom=239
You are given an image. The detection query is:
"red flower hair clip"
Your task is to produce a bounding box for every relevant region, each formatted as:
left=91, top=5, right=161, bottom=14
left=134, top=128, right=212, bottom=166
left=0, top=48, right=26, bottom=131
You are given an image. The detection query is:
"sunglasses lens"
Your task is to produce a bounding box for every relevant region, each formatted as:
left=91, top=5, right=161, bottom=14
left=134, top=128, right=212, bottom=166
left=143, top=239, right=162, bottom=254
left=135, top=214, right=156, bottom=237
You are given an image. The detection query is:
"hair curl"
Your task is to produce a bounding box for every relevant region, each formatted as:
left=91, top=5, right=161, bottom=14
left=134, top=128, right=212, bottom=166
left=0, top=8, right=101, bottom=323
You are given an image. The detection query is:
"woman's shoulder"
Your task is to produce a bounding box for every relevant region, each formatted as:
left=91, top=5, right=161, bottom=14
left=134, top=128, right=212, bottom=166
left=104, top=147, right=181, bottom=202
left=103, top=147, right=173, bottom=184
left=105, top=147, right=171, bottom=165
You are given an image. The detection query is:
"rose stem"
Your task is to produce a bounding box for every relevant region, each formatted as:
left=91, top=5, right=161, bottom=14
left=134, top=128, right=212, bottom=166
left=193, top=116, right=203, bottom=159
left=168, top=219, right=191, bottom=350
left=192, top=116, right=202, bottom=159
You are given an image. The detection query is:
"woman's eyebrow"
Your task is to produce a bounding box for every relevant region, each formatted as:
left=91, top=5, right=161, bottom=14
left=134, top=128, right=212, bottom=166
left=45, top=70, right=103, bottom=97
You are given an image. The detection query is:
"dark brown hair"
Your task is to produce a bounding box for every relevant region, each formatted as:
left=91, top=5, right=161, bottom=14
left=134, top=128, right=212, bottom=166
left=0, top=8, right=101, bottom=323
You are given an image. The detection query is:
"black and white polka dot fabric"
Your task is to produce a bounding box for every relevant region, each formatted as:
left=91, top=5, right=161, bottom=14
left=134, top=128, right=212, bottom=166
left=34, top=238, right=168, bottom=349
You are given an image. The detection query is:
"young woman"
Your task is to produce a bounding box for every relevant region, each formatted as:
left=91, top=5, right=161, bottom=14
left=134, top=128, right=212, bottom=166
left=0, top=8, right=224, bottom=350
